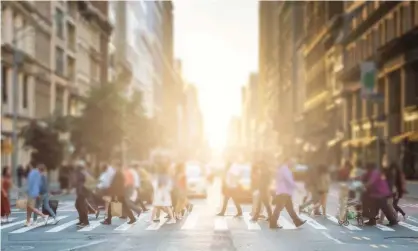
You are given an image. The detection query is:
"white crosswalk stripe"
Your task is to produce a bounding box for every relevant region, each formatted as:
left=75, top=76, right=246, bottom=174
left=214, top=217, right=228, bottom=231
left=10, top=216, right=68, bottom=234
left=46, top=219, right=78, bottom=232
left=3, top=210, right=418, bottom=235
left=242, top=213, right=261, bottom=230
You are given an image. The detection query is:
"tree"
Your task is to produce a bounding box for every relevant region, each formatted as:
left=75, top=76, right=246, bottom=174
left=70, top=83, right=126, bottom=161
left=20, top=118, right=65, bottom=170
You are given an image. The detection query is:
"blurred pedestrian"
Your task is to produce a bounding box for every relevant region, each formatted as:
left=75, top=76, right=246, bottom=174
left=270, top=157, right=306, bottom=229
left=217, top=162, right=243, bottom=217
left=251, top=161, right=272, bottom=221
left=25, top=163, right=48, bottom=226
left=1, top=166, right=12, bottom=223
left=33, top=164, right=59, bottom=225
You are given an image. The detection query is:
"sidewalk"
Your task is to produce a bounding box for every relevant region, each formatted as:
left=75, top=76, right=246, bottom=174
left=406, top=180, right=418, bottom=200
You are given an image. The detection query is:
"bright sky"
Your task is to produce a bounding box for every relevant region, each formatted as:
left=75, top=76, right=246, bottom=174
left=174, top=0, right=258, bottom=150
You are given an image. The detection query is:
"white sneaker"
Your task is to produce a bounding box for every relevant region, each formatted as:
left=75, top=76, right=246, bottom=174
left=167, top=219, right=176, bottom=224
left=52, top=218, right=60, bottom=225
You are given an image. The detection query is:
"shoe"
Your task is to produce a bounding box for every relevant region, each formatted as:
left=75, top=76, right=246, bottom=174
left=216, top=212, right=225, bottom=216
left=403, top=215, right=407, bottom=221
left=43, top=216, right=49, bottom=225
left=153, top=219, right=160, bottom=223
left=127, top=219, right=137, bottom=225
left=167, top=219, right=176, bottom=224
left=52, top=218, right=60, bottom=225
left=100, top=220, right=111, bottom=225
left=95, top=210, right=100, bottom=219
left=78, top=222, right=89, bottom=227
left=365, top=220, right=376, bottom=226
left=295, top=220, right=307, bottom=228
left=269, top=224, right=283, bottom=229
left=24, top=222, right=31, bottom=227
left=76, top=222, right=83, bottom=227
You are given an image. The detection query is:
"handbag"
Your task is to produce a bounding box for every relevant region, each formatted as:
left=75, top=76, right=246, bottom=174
left=16, top=198, right=27, bottom=209
left=110, top=201, right=122, bottom=217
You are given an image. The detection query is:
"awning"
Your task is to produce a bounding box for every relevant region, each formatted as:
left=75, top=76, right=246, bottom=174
left=391, top=131, right=415, bottom=144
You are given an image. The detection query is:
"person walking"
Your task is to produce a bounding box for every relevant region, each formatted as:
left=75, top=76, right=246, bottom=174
left=392, top=162, right=407, bottom=220
left=33, top=164, right=59, bottom=225
left=217, top=162, right=243, bottom=217
left=150, top=165, right=176, bottom=224
left=25, top=163, right=48, bottom=226
left=1, top=166, right=12, bottom=223
left=363, top=163, right=398, bottom=226
left=74, top=161, right=90, bottom=227
left=101, top=162, right=136, bottom=225
left=269, top=157, right=306, bottom=229
left=251, top=161, right=273, bottom=221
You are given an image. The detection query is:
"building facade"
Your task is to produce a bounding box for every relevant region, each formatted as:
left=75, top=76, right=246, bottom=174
left=1, top=1, right=111, bottom=170
left=339, top=1, right=418, bottom=177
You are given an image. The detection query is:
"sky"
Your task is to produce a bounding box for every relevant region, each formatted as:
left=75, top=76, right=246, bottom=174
left=174, top=0, right=259, bottom=150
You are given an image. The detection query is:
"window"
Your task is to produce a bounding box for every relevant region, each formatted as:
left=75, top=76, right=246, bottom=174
left=380, top=22, right=385, bottom=45
left=22, top=75, right=28, bottom=109
left=55, top=47, right=64, bottom=75
left=2, top=66, right=8, bottom=104
left=401, top=5, right=411, bottom=33
left=373, top=27, right=379, bottom=51
left=393, top=11, right=399, bottom=37
left=55, top=8, right=64, bottom=39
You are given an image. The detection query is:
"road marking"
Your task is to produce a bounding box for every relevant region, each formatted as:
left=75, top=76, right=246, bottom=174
left=114, top=221, right=135, bottom=231
left=398, top=221, right=418, bottom=231
left=375, top=224, right=394, bottom=231
left=242, top=213, right=261, bottom=230
left=181, top=212, right=199, bottom=230
left=407, top=216, right=418, bottom=224
left=370, top=244, right=378, bottom=248
left=46, top=219, right=78, bottom=232
left=363, top=237, right=370, bottom=240
left=78, top=221, right=101, bottom=232
left=380, top=245, right=388, bottom=248
left=321, top=232, right=344, bottom=244
left=146, top=218, right=168, bottom=231
left=299, top=214, right=327, bottom=230
left=278, top=217, right=295, bottom=229
left=214, top=217, right=228, bottom=231
left=0, top=220, right=26, bottom=230
left=326, top=214, right=362, bottom=231
left=10, top=216, right=68, bottom=233
left=353, top=237, right=361, bottom=240
left=57, top=240, right=107, bottom=251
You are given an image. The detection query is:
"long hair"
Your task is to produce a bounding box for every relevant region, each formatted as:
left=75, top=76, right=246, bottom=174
left=2, top=166, right=10, bottom=177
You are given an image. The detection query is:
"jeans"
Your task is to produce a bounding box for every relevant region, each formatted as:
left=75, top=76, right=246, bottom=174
left=33, top=194, right=56, bottom=221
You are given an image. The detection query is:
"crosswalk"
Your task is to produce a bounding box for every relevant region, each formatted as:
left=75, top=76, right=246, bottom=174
left=2, top=208, right=418, bottom=235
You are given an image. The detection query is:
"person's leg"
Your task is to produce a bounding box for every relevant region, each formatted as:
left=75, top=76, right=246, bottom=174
left=261, top=191, right=273, bottom=219
left=217, top=196, right=230, bottom=215
left=26, top=198, right=35, bottom=224
left=393, top=197, right=406, bottom=217
left=283, top=195, right=305, bottom=226
left=231, top=195, right=243, bottom=216
left=251, top=192, right=262, bottom=220
left=120, top=196, right=135, bottom=222
left=270, top=195, right=285, bottom=228
left=80, top=198, right=89, bottom=224
left=42, top=194, right=56, bottom=219
left=378, top=198, right=397, bottom=225
left=33, top=197, right=42, bottom=222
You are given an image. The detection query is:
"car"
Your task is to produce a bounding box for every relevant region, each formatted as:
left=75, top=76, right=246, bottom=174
left=185, top=163, right=207, bottom=198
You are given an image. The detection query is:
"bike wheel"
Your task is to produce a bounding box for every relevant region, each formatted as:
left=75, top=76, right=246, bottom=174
left=357, top=216, right=364, bottom=226
left=343, top=220, right=350, bottom=226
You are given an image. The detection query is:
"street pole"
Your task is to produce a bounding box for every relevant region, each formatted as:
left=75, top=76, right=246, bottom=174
left=11, top=36, right=21, bottom=183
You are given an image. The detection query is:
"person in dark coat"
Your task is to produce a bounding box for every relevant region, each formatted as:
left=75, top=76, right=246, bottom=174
left=74, top=162, right=89, bottom=227
left=101, top=162, right=136, bottom=225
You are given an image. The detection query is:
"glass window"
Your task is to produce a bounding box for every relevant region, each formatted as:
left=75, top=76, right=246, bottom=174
left=55, top=47, right=64, bottom=75
left=22, top=75, right=28, bottom=109
left=401, top=5, right=410, bottom=33
left=55, top=8, right=64, bottom=39
left=2, top=66, right=8, bottom=104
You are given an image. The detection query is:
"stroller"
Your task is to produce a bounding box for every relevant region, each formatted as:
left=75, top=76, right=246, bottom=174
left=337, top=180, right=365, bottom=226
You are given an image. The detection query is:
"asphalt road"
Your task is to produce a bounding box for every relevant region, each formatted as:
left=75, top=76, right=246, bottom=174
left=2, top=181, right=418, bottom=251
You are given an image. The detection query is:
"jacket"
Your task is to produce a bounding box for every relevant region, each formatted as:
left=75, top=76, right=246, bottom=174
left=108, top=170, right=126, bottom=197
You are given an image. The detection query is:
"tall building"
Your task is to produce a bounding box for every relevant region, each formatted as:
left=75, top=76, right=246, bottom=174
left=300, top=2, right=344, bottom=166
left=339, top=1, right=418, bottom=177
left=241, top=73, right=259, bottom=154
left=1, top=1, right=111, bottom=168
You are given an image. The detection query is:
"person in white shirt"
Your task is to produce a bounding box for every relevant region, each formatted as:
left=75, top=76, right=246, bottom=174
left=217, top=162, right=243, bottom=217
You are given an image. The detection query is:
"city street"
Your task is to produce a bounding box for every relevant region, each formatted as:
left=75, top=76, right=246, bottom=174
left=2, top=181, right=418, bottom=251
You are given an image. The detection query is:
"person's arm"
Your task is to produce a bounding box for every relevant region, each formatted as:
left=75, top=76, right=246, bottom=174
left=283, top=167, right=296, bottom=189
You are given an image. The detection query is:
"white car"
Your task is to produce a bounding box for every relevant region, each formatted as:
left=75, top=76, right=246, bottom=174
left=186, top=163, right=207, bottom=198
